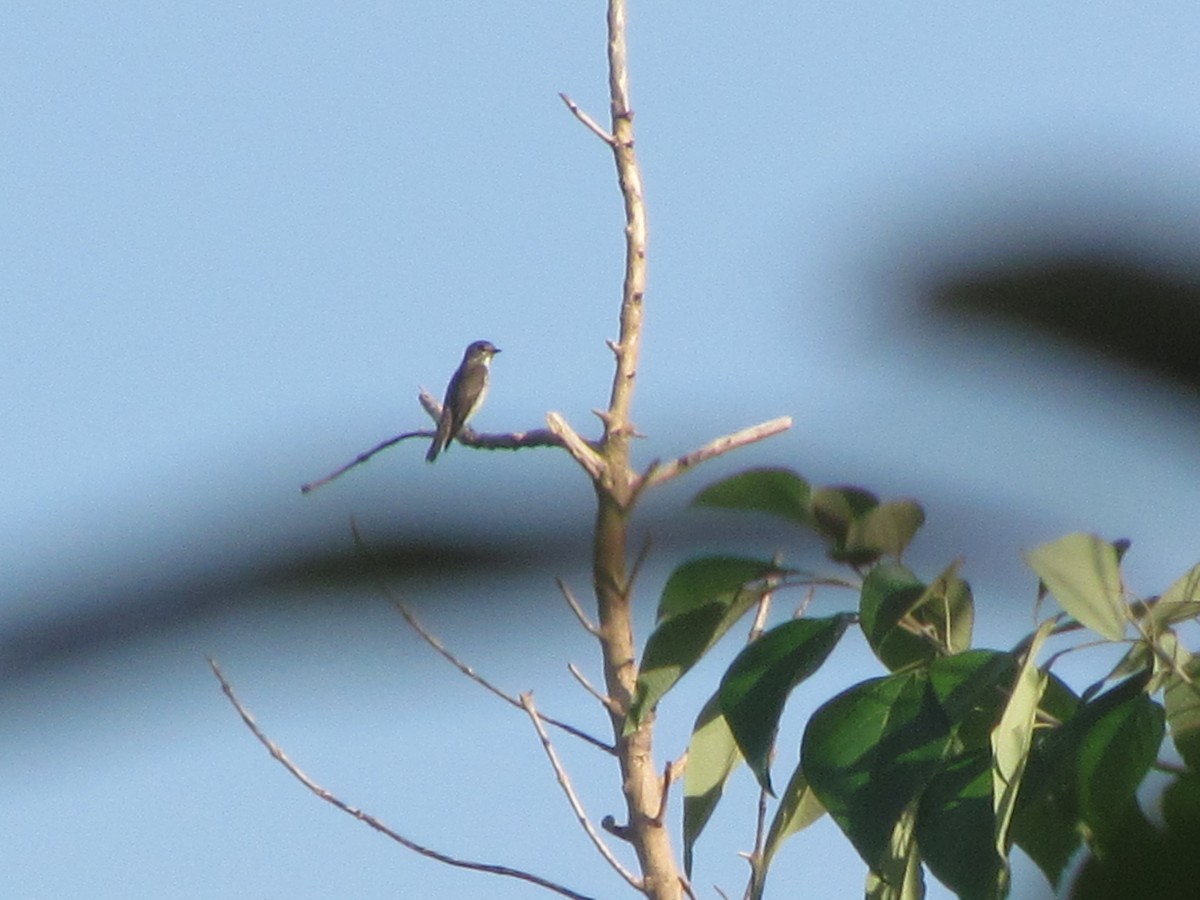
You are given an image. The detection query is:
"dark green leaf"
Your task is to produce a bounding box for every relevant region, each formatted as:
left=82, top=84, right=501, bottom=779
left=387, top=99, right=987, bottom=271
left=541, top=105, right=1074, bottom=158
left=719, top=615, right=853, bottom=793
left=859, top=563, right=936, bottom=671
left=928, top=650, right=1018, bottom=750
left=1075, top=685, right=1164, bottom=847
left=1012, top=671, right=1156, bottom=886
left=693, top=467, right=812, bottom=527
left=802, top=671, right=952, bottom=872
left=657, top=556, right=781, bottom=621
left=916, top=749, right=1007, bottom=900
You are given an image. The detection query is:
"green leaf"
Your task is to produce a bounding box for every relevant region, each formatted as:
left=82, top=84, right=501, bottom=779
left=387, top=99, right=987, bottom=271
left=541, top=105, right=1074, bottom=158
left=811, top=485, right=879, bottom=547
left=916, top=749, right=1006, bottom=900
left=864, top=802, right=925, bottom=900
left=1075, top=683, right=1165, bottom=847
left=761, top=763, right=826, bottom=870
left=843, top=500, right=926, bottom=563
left=914, top=560, right=974, bottom=655
left=629, top=557, right=779, bottom=730
left=656, top=556, right=782, bottom=620
left=802, top=671, right=952, bottom=873
left=928, top=650, right=1019, bottom=751
left=1024, top=533, right=1126, bottom=641
left=991, top=620, right=1053, bottom=878
left=682, top=693, right=743, bottom=878
left=859, top=561, right=975, bottom=673
left=693, top=467, right=812, bottom=526
left=1012, top=671, right=1157, bottom=887
left=719, top=615, right=853, bottom=793
left=859, top=563, right=935, bottom=672
left=1165, top=655, right=1200, bottom=771
left=1144, top=562, right=1200, bottom=632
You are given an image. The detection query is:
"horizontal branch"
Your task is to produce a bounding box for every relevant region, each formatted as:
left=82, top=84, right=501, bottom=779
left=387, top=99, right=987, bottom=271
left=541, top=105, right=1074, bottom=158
left=300, top=394, right=564, bottom=493
left=637, top=416, right=792, bottom=491
left=208, top=659, right=596, bottom=900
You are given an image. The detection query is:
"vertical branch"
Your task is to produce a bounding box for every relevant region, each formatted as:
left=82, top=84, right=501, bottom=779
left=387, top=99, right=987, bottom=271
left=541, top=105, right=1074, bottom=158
left=602, top=0, right=648, bottom=474
left=589, top=3, right=681, bottom=900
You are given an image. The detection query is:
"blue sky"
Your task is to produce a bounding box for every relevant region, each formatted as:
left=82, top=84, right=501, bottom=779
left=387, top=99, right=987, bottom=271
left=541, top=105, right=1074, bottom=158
left=4, top=3, right=1200, bottom=898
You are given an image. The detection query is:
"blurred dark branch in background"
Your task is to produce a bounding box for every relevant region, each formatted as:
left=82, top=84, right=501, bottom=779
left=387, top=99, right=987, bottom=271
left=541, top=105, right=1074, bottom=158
left=931, top=255, right=1200, bottom=388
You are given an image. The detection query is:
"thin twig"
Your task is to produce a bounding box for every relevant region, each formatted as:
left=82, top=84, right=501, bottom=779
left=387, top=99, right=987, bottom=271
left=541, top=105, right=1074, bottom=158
left=568, top=663, right=621, bottom=716
left=301, top=430, right=427, bottom=493
left=519, top=692, right=644, bottom=892
left=350, top=522, right=612, bottom=754
left=652, top=756, right=686, bottom=827
left=395, top=601, right=615, bottom=754
left=558, top=578, right=600, bottom=635
left=639, top=417, right=793, bottom=491
left=558, top=92, right=616, bottom=144
left=207, top=659, right=595, bottom=900
left=624, top=534, right=653, bottom=599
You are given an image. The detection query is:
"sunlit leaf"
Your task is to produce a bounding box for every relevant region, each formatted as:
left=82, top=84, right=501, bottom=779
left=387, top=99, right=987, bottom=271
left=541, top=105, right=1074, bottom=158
left=761, top=763, right=826, bottom=870
left=864, top=802, right=925, bottom=900
left=991, top=620, right=1053, bottom=878
left=1165, top=655, right=1200, bottom=772
left=682, top=693, right=743, bottom=878
left=1143, top=563, right=1200, bottom=632
left=693, top=467, right=812, bottom=527
left=1025, top=533, right=1126, bottom=641
left=719, top=615, right=853, bottom=793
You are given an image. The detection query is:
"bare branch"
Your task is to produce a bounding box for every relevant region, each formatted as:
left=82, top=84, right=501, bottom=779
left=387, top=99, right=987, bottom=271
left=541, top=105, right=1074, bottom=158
left=568, top=663, right=621, bottom=716
left=558, top=92, right=616, bottom=145
left=420, top=389, right=564, bottom=453
left=207, top=659, right=596, bottom=900
left=395, top=600, right=615, bottom=755
left=519, top=692, right=643, bottom=892
left=639, top=417, right=793, bottom=491
left=301, top=430, right=428, bottom=493
left=558, top=577, right=600, bottom=635
left=349, top=522, right=613, bottom=754
left=547, top=412, right=608, bottom=482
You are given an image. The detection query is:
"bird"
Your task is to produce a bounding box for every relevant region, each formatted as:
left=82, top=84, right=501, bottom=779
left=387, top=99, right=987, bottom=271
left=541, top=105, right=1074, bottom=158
left=426, top=340, right=501, bottom=462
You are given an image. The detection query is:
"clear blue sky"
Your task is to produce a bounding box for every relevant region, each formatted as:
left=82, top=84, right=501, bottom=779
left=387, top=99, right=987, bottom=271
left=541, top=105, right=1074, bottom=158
left=4, top=3, right=1200, bottom=897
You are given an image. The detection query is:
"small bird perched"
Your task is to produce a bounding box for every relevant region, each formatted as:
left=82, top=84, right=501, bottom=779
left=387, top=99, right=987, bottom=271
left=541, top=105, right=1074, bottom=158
left=426, top=340, right=501, bottom=462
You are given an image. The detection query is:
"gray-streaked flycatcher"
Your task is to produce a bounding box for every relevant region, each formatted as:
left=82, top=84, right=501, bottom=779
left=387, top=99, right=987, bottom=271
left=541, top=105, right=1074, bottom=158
left=426, top=340, right=501, bottom=462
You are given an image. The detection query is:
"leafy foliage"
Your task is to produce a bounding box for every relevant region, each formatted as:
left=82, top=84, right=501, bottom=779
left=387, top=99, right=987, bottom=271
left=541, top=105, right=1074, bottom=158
left=670, top=467, right=1200, bottom=899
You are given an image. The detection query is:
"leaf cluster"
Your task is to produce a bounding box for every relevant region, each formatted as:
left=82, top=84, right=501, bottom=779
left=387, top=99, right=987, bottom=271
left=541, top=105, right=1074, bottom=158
left=632, top=468, right=1200, bottom=899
